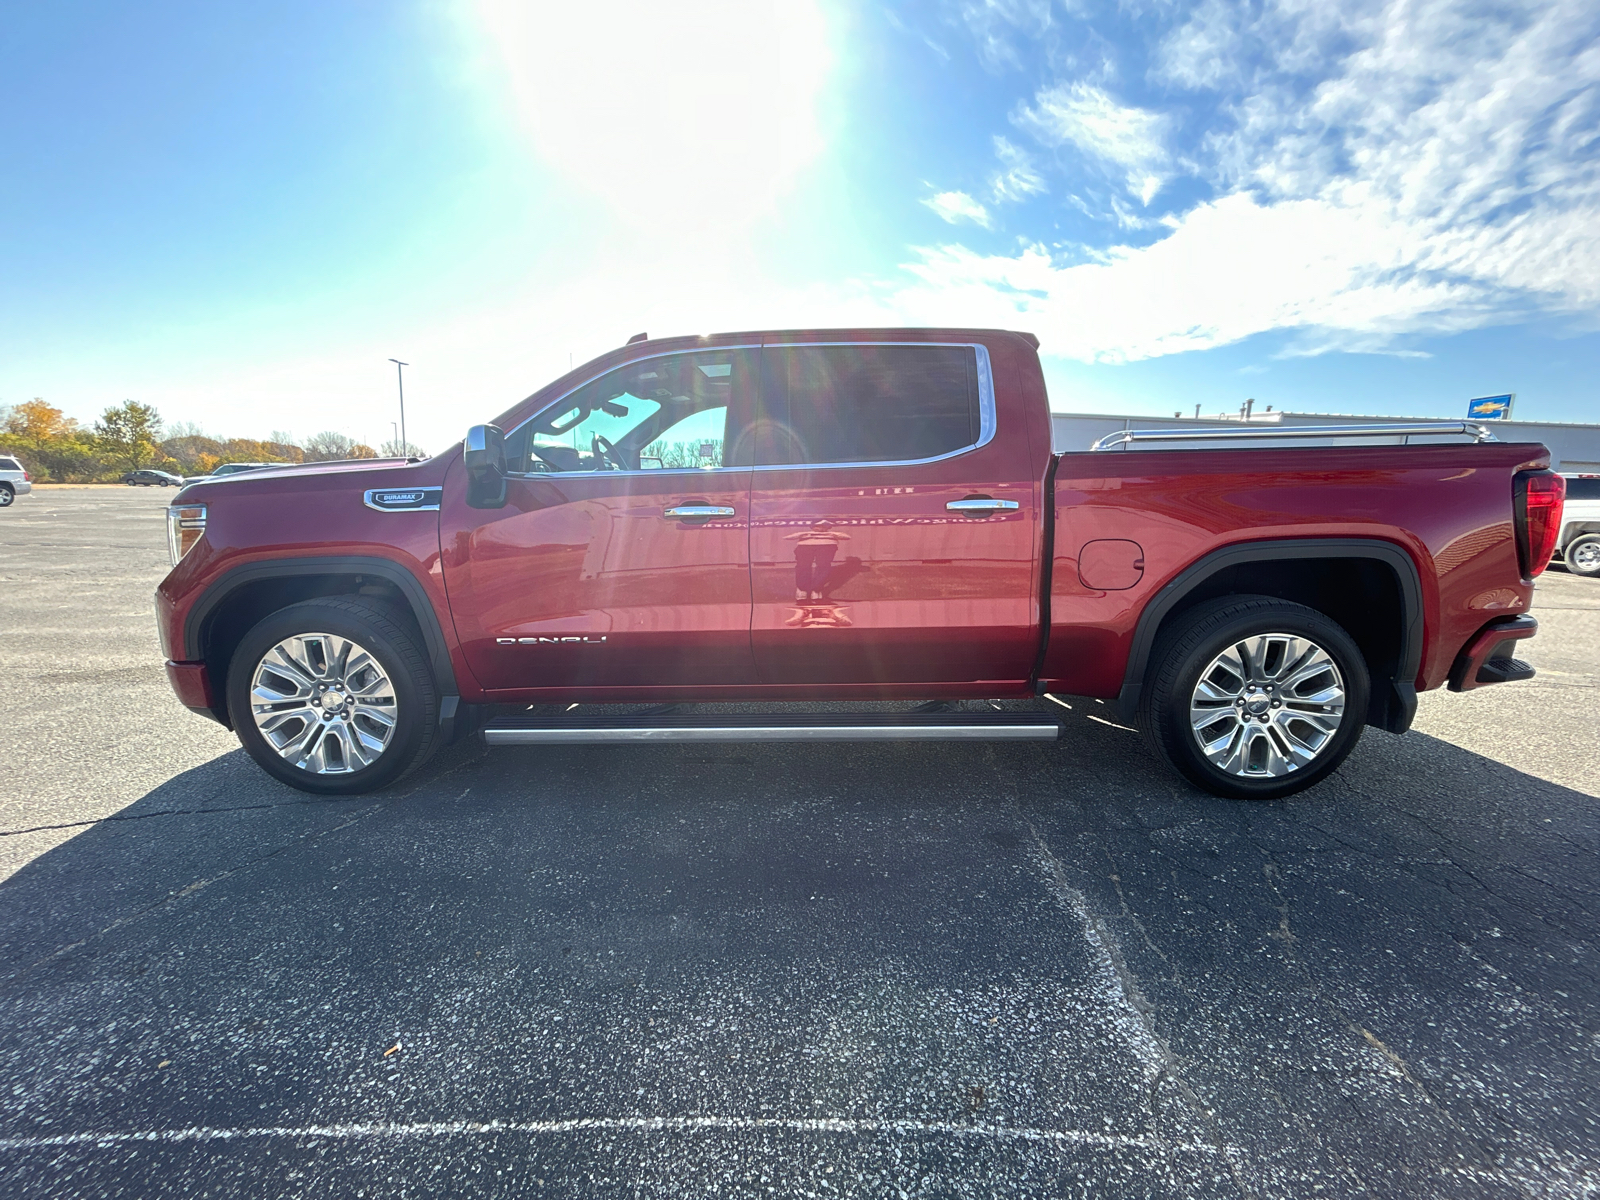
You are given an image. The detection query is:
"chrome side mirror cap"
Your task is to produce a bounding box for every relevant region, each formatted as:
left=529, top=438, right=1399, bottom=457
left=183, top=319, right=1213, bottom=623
left=463, top=424, right=507, bottom=508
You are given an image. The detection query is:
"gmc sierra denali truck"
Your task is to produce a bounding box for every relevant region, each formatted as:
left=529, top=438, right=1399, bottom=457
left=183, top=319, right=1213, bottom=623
left=155, top=328, right=1565, bottom=801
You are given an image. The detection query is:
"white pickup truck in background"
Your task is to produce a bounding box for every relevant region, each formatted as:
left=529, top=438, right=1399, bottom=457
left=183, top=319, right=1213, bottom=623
left=1558, top=474, right=1600, bottom=577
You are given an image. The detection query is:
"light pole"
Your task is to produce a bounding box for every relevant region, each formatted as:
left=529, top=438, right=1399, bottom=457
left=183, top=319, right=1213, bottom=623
left=390, top=422, right=399, bottom=455
left=388, top=359, right=409, bottom=455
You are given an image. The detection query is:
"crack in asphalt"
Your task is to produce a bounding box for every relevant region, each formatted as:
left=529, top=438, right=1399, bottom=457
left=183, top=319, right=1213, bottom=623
left=1, top=756, right=485, bottom=987
left=4, top=805, right=383, bottom=985
left=0, top=796, right=365, bottom=839
left=1246, top=840, right=1558, bottom=1200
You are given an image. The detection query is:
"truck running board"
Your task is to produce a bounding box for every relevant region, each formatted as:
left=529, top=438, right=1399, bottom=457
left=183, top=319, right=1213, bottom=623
left=482, top=711, right=1062, bottom=746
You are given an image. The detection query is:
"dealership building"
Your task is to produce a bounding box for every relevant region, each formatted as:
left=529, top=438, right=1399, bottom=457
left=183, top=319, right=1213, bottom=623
left=1050, top=408, right=1600, bottom=473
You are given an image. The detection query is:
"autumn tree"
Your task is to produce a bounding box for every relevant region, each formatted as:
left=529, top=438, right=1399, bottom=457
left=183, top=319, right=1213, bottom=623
left=1, top=399, right=95, bottom=481
left=5, top=399, right=79, bottom=453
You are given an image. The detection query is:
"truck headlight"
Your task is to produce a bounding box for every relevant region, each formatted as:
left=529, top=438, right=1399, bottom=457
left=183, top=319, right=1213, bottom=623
left=167, top=503, right=207, bottom=565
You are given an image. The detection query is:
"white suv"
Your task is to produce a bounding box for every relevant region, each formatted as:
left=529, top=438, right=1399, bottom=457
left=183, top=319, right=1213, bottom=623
left=0, top=456, right=31, bottom=507
left=1558, top=474, right=1600, bottom=577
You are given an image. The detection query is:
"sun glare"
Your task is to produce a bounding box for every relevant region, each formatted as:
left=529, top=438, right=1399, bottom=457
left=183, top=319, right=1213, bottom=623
left=472, top=0, right=832, bottom=239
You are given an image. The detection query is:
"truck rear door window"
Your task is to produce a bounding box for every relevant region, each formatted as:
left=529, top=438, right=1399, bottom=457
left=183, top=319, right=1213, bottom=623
left=1566, top=476, right=1600, bottom=500
left=762, top=344, right=980, bottom=467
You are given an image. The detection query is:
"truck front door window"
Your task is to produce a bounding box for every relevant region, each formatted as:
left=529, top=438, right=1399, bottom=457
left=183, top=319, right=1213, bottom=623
left=507, top=352, right=747, bottom=474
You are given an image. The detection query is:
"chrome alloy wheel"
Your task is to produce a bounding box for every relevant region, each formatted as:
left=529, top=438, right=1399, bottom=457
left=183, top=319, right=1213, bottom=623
left=1572, top=540, right=1600, bottom=573
left=1188, top=633, right=1346, bottom=778
left=249, top=633, right=397, bottom=774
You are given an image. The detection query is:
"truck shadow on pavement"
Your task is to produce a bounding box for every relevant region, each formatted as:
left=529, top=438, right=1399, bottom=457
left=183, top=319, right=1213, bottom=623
left=1, top=720, right=1596, bottom=1197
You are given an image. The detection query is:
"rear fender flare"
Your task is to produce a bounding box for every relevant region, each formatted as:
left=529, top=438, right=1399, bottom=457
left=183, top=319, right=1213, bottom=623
left=1115, top=538, right=1424, bottom=733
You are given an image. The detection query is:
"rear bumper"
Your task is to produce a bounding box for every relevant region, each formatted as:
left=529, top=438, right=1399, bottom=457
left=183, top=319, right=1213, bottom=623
left=165, top=660, right=225, bottom=723
left=1448, top=615, right=1538, bottom=692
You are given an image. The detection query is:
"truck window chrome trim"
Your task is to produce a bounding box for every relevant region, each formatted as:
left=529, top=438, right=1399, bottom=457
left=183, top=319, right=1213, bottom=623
left=498, top=342, right=995, bottom=479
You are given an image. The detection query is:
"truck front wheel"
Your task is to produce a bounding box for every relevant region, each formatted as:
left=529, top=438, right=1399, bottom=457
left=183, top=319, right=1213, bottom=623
left=226, top=598, right=440, bottom=795
left=1138, top=597, right=1369, bottom=800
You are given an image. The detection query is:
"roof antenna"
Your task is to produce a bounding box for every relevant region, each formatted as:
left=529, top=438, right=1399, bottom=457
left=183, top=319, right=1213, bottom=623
left=627, top=332, right=648, bottom=344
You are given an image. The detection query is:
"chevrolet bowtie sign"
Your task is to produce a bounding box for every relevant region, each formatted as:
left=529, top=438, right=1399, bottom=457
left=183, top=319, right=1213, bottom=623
left=363, top=487, right=443, bottom=512
left=1467, top=394, right=1514, bottom=420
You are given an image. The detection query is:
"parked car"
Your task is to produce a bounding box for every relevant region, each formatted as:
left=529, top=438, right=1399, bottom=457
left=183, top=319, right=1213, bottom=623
left=0, top=456, right=32, bottom=506
left=1555, top=474, right=1600, bottom=577
left=122, top=469, right=185, bottom=487
left=155, top=328, right=1562, bottom=800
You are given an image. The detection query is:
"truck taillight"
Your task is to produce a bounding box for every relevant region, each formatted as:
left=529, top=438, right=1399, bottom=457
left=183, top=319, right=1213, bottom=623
left=167, top=504, right=207, bottom=566
left=1514, top=471, right=1564, bottom=578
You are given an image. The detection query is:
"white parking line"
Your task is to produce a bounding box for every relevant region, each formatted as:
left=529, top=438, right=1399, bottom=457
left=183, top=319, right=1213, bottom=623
left=0, top=1114, right=1221, bottom=1154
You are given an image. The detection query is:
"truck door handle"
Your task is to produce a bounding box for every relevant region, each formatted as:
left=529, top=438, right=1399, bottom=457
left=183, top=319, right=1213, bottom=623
left=946, top=498, right=1020, bottom=514
left=663, top=505, right=737, bottom=520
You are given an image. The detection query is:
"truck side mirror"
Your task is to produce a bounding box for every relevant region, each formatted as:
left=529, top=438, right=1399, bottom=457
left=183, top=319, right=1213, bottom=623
left=463, top=424, right=507, bottom=509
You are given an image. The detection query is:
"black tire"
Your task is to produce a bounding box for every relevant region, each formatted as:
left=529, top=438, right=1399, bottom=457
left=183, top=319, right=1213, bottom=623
left=227, top=598, right=440, bottom=795
left=1565, top=535, right=1600, bottom=578
left=0, top=484, right=12, bottom=507
left=1138, top=596, right=1370, bottom=800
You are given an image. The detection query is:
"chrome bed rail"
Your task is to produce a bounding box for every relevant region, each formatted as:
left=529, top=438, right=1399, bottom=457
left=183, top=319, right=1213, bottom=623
left=1087, top=421, right=1497, bottom=452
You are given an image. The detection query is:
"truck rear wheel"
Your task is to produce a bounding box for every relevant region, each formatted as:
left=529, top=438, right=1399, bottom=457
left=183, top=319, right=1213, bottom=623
left=1565, top=535, right=1600, bottom=577
left=1138, top=597, right=1369, bottom=800
left=226, top=598, right=440, bottom=795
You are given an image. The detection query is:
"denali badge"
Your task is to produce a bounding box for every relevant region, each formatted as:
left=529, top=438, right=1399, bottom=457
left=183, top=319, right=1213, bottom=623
left=364, top=487, right=443, bottom=512
left=497, top=636, right=608, bottom=645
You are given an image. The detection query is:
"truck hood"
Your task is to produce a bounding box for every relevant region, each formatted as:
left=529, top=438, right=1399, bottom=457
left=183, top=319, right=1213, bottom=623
left=174, top=454, right=453, bottom=502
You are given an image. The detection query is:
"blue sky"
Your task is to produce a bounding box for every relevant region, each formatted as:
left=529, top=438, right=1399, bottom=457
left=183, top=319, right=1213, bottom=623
left=2, top=0, right=1596, bottom=452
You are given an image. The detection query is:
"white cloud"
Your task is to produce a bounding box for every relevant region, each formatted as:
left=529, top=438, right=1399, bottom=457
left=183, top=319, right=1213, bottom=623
left=921, top=0, right=1600, bottom=363
left=1013, top=82, right=1171, bottom=203
left=1152, top=0, right=1243, bottom=91
left=923, top=190, right=994, bottom=228
left=989, top=136, right=1046, bottom=202
left=953, top=0, right=1055, bottom=72
left=889, top=192, right=1489, bottom=363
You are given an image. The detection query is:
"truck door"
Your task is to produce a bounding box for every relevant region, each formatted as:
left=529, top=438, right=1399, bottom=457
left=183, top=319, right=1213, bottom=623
left=748, top=341, right=1038, bottom=685
left=440, top=347, right=758, bottom=692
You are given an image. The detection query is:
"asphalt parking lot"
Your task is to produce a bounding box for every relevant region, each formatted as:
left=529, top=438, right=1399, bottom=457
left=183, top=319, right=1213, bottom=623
left=1, top=486, right=1597, bottom=1198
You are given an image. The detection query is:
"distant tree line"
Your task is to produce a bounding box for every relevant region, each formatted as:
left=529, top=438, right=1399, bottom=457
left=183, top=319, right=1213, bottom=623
left=0, top=399, right=419, bottom=482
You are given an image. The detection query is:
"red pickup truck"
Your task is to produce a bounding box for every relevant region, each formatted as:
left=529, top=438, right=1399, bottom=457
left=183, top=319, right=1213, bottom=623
left=156, top=328, right=1565, bottom=801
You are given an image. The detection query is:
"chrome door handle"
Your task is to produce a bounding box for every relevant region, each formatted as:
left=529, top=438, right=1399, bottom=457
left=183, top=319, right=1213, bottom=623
left=946, top=498, right=1020, bottom=514
left=663, top=505, right=737, bottom=520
